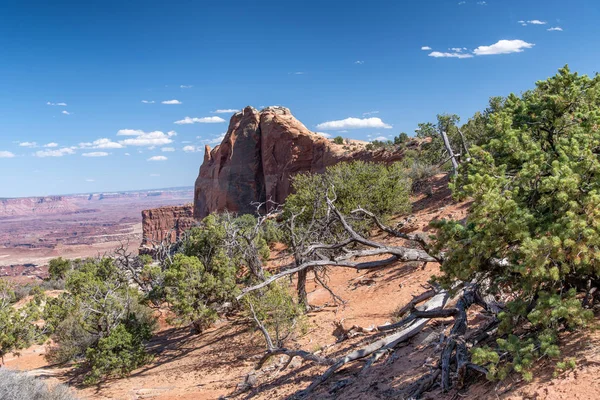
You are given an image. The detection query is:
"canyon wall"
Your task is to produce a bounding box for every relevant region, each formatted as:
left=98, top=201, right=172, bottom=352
left=141, top=204, right=196, bottom=246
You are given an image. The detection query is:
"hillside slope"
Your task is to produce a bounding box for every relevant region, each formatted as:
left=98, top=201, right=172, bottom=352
left=5, top=176, right=600, bottom=400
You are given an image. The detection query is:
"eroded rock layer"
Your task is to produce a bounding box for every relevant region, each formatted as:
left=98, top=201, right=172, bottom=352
left=141, top=204, right=195, bottom=246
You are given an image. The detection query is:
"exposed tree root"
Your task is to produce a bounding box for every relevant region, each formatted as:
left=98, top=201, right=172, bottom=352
left=256, top=349, right=335, bottom=370
left=293, top=290, right=450, bottom=398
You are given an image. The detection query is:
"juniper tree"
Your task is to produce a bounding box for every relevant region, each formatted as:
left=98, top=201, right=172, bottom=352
left=435, top=66, right=600, bottom=380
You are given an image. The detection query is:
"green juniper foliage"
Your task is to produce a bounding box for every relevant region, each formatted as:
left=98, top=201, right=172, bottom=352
left=435, top=66, right=599, bottom=380
left=284, top=160, right=411, bottom=233
left=44, top=257, right=155, bottom=384
left=0, top=279, right=43, bottom=364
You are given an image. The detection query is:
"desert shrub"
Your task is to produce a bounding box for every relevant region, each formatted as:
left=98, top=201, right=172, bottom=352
left=46, top=315, right=95, bottom=365
left=285, top=160, right=411, bottom=232
left=405, top=161, right=441, bottom=194
left=0, top=368, right=77, bottom=400
left=333, top=136, right=344, bottom=145
left=434, top=66, right=600, bottom=380
left=243, top=282, right=306, bottom=349
left=43, top=257, right=155, bottom=383
left=0, top=280, right=42, bottom=363
left=84, top=321, right=152, bottom=384
left=163, top=253, right=238, bottom=333
left=394, top=132, right=409, bottom=145
left=48, top=257, right=71, bottom=280
left=39, top=279, right=66, bottom=291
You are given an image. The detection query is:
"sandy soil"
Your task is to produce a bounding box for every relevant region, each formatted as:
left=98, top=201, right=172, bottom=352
left=5, top=176, right=600, bottom=400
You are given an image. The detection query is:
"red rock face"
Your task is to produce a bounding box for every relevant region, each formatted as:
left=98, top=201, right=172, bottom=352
left=194, top=106, right=413, bottom=219
left=141, top=204, right=195, bottom=246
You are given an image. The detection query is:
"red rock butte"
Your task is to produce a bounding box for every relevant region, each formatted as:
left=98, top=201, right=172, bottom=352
left=193, top=106, right=412, bottom=219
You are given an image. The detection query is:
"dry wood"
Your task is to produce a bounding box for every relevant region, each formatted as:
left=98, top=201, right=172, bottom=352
left=294, top=290, right=449, bottom=397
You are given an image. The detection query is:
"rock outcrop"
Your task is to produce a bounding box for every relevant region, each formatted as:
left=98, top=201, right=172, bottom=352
left=141, top=204, right=195, bottom=246
left=194, top=106, right=413, bottom=219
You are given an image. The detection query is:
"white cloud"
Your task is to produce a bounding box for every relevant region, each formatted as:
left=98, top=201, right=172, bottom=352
left=79, top=138, right=123, bottom=149
left=44, top=142, right=58, bottom=148
left=354, top=60, right=364, bottom=65
left=316, top=132, right=331, bottom=138
left=547, top=27, right=563, bottom=31
left=477, top=1, right=487, bottom=4
left=119, top=130, right=176, bottom=147
left=180, top=85, right=193, bottom=88
left=429, top=51, right=473, bottom=58
left=200, top=133, right=226, bottom=145
left=362, top=111, right=380, bottom=116
left=161, top=99, right=182, bottom=105
left=212, top=109, right=239, bottom=114
left=124, top=153, right=131, bottom=156
left=289, top=72, right=305, bottom=75
left=46, top=102, right=67, bottom=106
left=35, top=148, right=75, bottom=157
left=527, top=19, right=546, bottom=25
left=449, top=47, right=465, bottom=52
left=141, top=100, right=155, bottom=104
left=85, top=179, right=95, bottom=182
left=61, top=110, right=70, bottom=115
left=458, top=1, right=466, bottom=4
left=421, top=46, right=432, bottom=50
left=183, top=145, right=198, bottom=153
left=148, top=155, right=168, bottom=161
left=161, top=147, right=175, bottom=152
left=174, top=116, right=226, bottom=125
left=372, top=136, right=389, bottom=141
left=117, top=129, right=144, bottom=136
left=473, top=39, right=534, bottom=55
left=0, top=151, right=15, bottom=158
left=82, top=152, right=109, bottom=157
left=316, top=117, right=392, bottom=130
left=150, top=173, right=160, bottom=177
left=19, top=142, right=37, bottom=148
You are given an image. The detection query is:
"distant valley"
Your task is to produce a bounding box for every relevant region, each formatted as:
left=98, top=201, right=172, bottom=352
left=0, top=187, right=193, bottom=279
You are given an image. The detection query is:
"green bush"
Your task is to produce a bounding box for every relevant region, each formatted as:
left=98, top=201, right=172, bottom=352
left=394, top=132, right=409, bottom=145
left=333, top=136, right=344, bottom=145
left=84, top=322, right=151, bottom=384
left=163, top=253, right=238, bottom=333
left=44, top=257, right=156, bottom=383
left=435, top=66, right=599, bottom=380
left=243, top=282, right=306, bottom=349
left=285, top=160, right=412, bottom=232
left=0, top=280, right=42, bottom=363
left=48, top=257, right=71, bottom=280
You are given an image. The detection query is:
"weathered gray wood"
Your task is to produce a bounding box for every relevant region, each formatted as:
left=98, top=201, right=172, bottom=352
left=295, top=290, right=449, bottom=397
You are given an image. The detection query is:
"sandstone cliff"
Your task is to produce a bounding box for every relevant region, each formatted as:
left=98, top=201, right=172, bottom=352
left=194, top=106, right=411, bottom=219
left=141, top=204, right=195, bottom=246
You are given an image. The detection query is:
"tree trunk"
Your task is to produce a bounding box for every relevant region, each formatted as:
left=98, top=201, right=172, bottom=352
left=440, top=130, right=459, bottom=176
left=297, top=268, right=309, bottom=310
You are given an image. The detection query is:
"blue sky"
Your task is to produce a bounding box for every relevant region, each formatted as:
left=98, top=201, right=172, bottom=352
left=0, top=0, right=598, bottom=197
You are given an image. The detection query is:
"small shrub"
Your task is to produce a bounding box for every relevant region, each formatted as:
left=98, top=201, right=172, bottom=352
left=84, top=323, right=151, bottom=384
left=405, top=161, right=440, bottom=194
left=243, top=282, right=306, bottom=348
left=394, top=132, right=409, bottom=144
left=0, top=368, right=77, bottom=400
left=333, top=136, right=344, bottom=145
left=43, top=257, right=155, bottom=383
left=0, top=280, right=42, bottom=362
left=48, top=258, right=71, bottom=280
left=163, top=253, right=238, bottom=333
